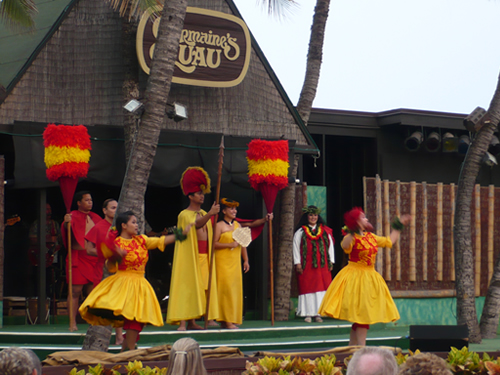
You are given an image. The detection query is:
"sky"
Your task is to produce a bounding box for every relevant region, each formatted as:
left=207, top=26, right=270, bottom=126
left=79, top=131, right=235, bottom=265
left=232, top=0, right=500, bottom=115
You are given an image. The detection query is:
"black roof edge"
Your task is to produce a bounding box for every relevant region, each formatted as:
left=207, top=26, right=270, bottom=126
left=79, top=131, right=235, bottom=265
left=2, top=0, right=81, bottom=102
left=226, top=0, right=320, bottom=158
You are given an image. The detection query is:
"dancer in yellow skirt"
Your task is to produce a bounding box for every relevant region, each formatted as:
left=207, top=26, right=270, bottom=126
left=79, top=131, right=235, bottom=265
left=318, top=207, right=410, bottom=346
left=79, top=211, right=192, bottom=351
left=214, top=198, right=271, bottom=329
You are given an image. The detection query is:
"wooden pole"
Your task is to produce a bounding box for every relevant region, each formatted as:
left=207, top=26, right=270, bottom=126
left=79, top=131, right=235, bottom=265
left=375, top=175, right=382, bottom=273
left=450, top=183, right=456, bottom=281
left=422, top=182, right=428, bottom=281
left=204, top=136, right=224, bottom=329
left=437, top=183, right=443, bottom=281
left=488, top=185, right=494, bottom=283
left=67, top=222, right=73, bottom=330
left=269, top=216, right=275, bottom=326
left=384, top=180, right=391, bottom=280
left=409, top=181, right=416, bottom=282
left=396, top=180, right=401, bottom=281
left=363, top=176, right=367, bottom=213
left=475, top=184, right=481, bottom=296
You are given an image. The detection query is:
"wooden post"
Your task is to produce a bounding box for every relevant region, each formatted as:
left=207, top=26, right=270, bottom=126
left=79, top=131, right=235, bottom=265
left=450, top=183, right=456, bottom=281
left=437, top=183, right=443, bottom=281
left=409, top=181, right=416, bottom=282
left=0, top=157, right=4, bottom=328
left=268, top=217, right=274, bottom=326
left=67, top=223, right=73, bottom=330
left=488, top=185, right=494, bottom=283
left=475, top=184, right=481, bottom=296
left=375, top=175, right=383, bottom=273
left=396, top=180, right=401, bottom=281
left=204, top=136, right=224, bottom=329
left=384, top=180, right=391, bottom=280
left=302, top=182, right=308, bottom=208
left=422, top=182, right=428, bottom=281
left=363, top=176, right=367, bottom=214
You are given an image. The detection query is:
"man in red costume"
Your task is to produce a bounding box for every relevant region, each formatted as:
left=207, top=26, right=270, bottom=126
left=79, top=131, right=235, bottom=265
left=62, top=191, right=101, bottom=331
left=84, top=198, right=123, bottom=344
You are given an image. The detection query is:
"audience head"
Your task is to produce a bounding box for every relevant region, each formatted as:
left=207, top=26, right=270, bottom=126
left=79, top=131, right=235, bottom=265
left=166, top=337, right=207, bottom=375
left=398, top=352, right=453, bottom=375
left=0, top=347, right=42, bottom=375
left=346, top=346, right=398, bottom=375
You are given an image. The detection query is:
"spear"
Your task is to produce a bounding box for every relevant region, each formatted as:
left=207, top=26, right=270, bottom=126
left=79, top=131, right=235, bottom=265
left=204, top=135, right=224, bottom=329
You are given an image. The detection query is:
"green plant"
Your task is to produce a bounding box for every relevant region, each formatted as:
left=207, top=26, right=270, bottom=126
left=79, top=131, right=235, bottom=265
left=447, top=346, right=484, bottom=374
left=314, top=354, right=341, bottom=374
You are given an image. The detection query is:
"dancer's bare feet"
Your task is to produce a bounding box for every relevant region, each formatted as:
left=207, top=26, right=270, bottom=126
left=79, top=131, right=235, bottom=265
left=187, top=322, right=204, bottom=330
left=115, top=332, right=124, bottom=345
left=207, top=320, right=219, bottom=327
left=69, top=322, right=78, bottom=332
left=223, top=322, right=239, bottom=329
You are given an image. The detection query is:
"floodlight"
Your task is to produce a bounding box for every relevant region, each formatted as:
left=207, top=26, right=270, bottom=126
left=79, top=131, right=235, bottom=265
left=124, top=99, right=144, bottom=114
left=458, top=135, right=470, bottom=155
left=167, top=103, right=188, bottom=122
left=424, top=132, right=441, bottom=152
left=442, top=132, right=459, bottom=153
left=404, top=131, right=423, bottom=152
left=483, top=152, right=498, bottom=167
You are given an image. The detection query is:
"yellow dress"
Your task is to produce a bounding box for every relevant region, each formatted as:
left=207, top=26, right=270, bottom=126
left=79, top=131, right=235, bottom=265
left=318, top=232, right=400, bottom=325
left=166, top=209, right=218, bottom=325
left=79, top=235, right=166, bottom=327
left=215, top=222, right=243, bottom=324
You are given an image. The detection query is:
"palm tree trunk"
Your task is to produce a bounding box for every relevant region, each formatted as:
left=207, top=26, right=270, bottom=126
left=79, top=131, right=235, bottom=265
left=117, top=0, right=188, bottom=217
left=295, top=0, right=330, bottom=125
left=476, top=72, right=500, bottom=338
left=275, top=155, right=299, bottom=320
left=456, top=70, right=500, bottom=343
left=274, top=0, right=329, bottom=320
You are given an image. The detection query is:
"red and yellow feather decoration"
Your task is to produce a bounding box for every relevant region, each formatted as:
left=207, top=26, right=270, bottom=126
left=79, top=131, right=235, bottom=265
left=43, top=124, right=91, bottom=212
left=247, top=139, right=289, bottom=212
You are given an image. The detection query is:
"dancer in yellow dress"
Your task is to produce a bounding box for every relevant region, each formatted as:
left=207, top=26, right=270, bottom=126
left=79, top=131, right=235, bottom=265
left=318, top=207, right=410, bottom=346
left=214, top=198, right=271, bottom=329
left=79, top=211, right=191, bottom=351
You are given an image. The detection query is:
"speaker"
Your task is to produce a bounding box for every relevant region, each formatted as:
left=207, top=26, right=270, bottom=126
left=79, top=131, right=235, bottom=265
left=409, top=325, right=469, bottom=352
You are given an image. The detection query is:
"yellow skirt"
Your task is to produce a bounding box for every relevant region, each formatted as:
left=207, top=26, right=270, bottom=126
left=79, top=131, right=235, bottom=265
left=318, top=262, right=400, bottom=325
left=79, top=270, right=163, bottom=328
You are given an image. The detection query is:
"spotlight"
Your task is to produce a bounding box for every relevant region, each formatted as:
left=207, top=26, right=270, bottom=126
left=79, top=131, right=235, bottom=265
left=483, top=152, right=498, bottom=167
left=488, top=135, right=500, bottom=157
left=424, top=132, right=441, bottom=152
left=166, top=103, right=188, bottom=122
left=442, top=132, right=459, bottom=153
left=405, top=131, right=423, bottom=152
left=124, top=99, right=144, bottom=115
left=458, top=135, right=470, bottom=154
left=464, top=107, right=486, bottom=132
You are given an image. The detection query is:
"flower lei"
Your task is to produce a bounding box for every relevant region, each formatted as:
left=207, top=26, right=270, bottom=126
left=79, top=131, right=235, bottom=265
left=300, top=224, right=330, bottom=268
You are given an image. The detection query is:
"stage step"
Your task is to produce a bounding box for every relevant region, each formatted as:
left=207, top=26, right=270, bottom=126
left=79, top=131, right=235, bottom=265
left=0, top=320, right=410, bottom=360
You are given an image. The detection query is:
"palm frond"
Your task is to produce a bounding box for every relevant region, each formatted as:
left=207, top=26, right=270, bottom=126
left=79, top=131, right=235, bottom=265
left=107, top=0, right=162, bottom=20
left=256, top=0, right=298, bottom=20
left=0, top=0, right=37, bottom=29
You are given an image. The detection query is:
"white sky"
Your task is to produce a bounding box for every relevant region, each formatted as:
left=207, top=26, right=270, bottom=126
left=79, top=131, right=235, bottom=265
left=232, top=0, right=500, bottom=114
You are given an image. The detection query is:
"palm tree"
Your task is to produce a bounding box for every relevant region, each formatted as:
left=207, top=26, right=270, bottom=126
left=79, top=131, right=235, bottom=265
left=455, top=71, right=500, bottom=343
left=0, top=0, right=37, bottom=28
left=275, top=0, right=330, bottom=320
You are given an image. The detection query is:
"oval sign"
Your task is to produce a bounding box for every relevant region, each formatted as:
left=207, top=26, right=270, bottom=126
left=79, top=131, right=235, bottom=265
left=136, top=7, right=251, bottom=88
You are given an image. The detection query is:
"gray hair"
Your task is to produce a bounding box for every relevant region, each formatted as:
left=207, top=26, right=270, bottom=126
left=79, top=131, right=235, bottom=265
left=398, top=352, right=453, bottom=374
left=166, top=338, right=207, bottom=375
left=347, top=347, right=398, bottom=375
left=0, top=347, right=42, bottom=375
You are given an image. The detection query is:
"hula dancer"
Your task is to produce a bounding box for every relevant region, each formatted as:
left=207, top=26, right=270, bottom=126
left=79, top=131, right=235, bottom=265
left=79, top=211, right=192, bottom=351
left=318, top=207, right=410, bottom=346
left=293, top=205, right=335, bottom=323
left=214, top=198, right=271, bottom=329
left=166, top=167, right=220, bottom=330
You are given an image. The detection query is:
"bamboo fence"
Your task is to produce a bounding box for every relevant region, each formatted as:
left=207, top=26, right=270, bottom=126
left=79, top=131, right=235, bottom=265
left=364, top=176, right=500, bottom=297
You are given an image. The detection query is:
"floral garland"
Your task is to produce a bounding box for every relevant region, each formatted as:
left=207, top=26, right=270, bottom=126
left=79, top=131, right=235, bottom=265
left=300, top=224, right=330, bottom=268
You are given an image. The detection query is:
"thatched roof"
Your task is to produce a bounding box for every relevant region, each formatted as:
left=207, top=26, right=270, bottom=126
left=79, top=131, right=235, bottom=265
left=0, top=0, right=317, bottom=149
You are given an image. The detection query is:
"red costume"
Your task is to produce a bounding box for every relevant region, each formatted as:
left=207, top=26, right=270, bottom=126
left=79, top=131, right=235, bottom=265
left=85, top=218, right=111, bottom=287
left=61, top=210, right=101, bottom=285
